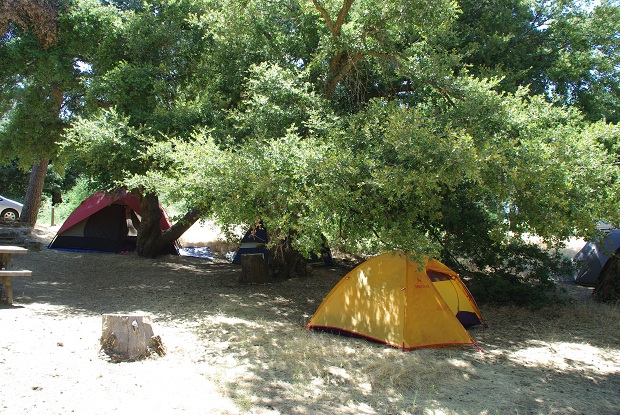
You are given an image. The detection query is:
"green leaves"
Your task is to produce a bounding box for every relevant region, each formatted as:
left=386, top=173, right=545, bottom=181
left=60, top=108, right=156, bottom=189
left=327, top=98, right=478, bottom=256
left=227, top=62, right=336, bottom=145
left=452, top=0, right=620, bottom=122
left=3, top=0, right=619, bottom=294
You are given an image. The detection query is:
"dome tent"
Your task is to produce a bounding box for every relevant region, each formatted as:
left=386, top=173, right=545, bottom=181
left=49, top=189, right=178, bottom=255
left=307, top=251, right=485, bottom=350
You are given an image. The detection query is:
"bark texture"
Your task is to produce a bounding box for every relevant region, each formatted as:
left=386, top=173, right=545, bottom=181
left=19, top=158, right=49, bottom=227
left=135, top=191, right=202, bottom=258
left=239, top=253, right=272, bottom=284
left=268, top=237, right=309, bottom=279
left=100, top=314, right=165, bottom=362
left=0, top=0, right=58, bottom=49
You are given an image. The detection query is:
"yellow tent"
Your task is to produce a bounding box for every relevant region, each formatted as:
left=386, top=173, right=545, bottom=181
left=306, top=251, right=485, bottom=350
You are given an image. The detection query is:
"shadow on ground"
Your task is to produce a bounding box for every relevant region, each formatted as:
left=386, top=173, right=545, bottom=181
left=5, top=246, right=619, bottom=415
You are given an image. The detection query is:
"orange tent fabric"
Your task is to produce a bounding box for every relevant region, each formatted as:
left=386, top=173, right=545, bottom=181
left=424, top=258, right=485, bottom=328
left=307, top=252, right=484, bottom=350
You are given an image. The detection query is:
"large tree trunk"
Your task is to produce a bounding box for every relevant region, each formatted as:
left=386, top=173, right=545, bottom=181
left=19, top=158, right=48, bottom=227
left=135, top=191, right=202, bottom=258
left=593, top=248, right=620, bottom=303
left=311, top=0, right=357, bottom=100
left=267, top=235, right=309, bottom=279
left=135, top=192, right=164, bottom=258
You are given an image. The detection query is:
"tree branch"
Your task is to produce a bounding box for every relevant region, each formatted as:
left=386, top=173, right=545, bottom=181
left=161, top=208, right=203, bottom=243
left=325, top=52, right=365, bottom=98
left=333, top=0, right=354, bottom=36
left=311, top=0, right=354, bottom=37
left=366, top=50, right=401, bottom=68
left=310, top=0, right=336, bottom=34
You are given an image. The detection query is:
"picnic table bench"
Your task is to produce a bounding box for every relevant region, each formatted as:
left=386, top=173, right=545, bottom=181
left=0, top=245, right=31, bottom=305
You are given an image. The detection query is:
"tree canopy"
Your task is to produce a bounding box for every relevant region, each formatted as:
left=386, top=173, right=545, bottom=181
left=2, top=0, right=620, bottom=299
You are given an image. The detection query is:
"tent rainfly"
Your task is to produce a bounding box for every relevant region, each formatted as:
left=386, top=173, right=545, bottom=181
left=231, top=222, right=270, bottom=264
left=306, top=251, right=485, bottom=350
left=48, top=189, right=178, bottom=255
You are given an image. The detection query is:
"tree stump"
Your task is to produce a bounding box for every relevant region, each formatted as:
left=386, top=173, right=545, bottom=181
left=100, top=314, right=166, bottom=362
left=239, top=253, right=272, bottom=284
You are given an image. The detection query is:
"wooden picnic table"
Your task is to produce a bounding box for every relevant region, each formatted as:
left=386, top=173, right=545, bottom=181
left=0, top=245, right=31, bottom=305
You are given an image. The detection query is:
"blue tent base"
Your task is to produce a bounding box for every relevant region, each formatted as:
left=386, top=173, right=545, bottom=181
left=179, top=246, right=214, bottom=260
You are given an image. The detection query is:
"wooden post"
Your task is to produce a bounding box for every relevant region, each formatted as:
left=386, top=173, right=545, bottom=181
left=100, top=314, right=166, bottom=362
left=1, top=275, right=12, bottom=304
left=239, top=253, right=272, bottom=284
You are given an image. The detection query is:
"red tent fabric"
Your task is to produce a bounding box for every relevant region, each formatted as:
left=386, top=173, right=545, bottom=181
left=50, top=190, right=177, bottom=254
left=56, top=189, right=171, bottom=234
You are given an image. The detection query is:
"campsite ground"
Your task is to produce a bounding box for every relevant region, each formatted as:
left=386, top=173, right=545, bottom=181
left=1, top=224, right=619, bottom=415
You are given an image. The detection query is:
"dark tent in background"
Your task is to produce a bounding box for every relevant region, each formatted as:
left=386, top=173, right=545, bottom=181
left=231, top=221, right=333, bottom=266
left=231, top=222, right=269, bottom=264
left=570, top=230, right=620, bottom=286
left=49, top=190, right=178, bottom=255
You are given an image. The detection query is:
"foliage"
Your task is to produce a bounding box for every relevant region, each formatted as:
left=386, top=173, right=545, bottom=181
left=216, top=133, right=337, bottom=255
left=330, top=79, right=620, bottom=250
left=0, top=162, right=29, bottom=200
left=3, top=0, right=620, bottom=303
left=37, top=175, right=95, bottom=225
left=125, top=131, right=224, bottom=222
left=465, top=248, right=569, bottom=307
left=0, top=0, right=129, bottom=225
left=0, top=0, right=114, bottom=167
left=134, top=128, right=338, bottom=257
left=327, top=99, right=477, bottom=256
left=57, top=0, right=222, bottom=192
left=226, top=62, right=336, bottom=145
left=305, top=0, right=461, bottom=109
left=451, top=0, right=620, bottom=123
left=0, top=160, right=77, bottom=203
left=84, top=0, right=215, bottom=133
left=60, top=108, right=156, bottom=188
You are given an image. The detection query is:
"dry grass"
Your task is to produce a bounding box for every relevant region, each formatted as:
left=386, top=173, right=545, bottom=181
left=0, top=225, right=619, bottom=415
left=185, top=279, right=620, bottom=415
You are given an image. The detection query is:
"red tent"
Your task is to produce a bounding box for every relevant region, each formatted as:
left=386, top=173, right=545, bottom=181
left=49, top=190, right=178, bottom=254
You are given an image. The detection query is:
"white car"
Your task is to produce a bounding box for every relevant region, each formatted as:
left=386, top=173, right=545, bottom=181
left=0, top=196, right=23, bottom=221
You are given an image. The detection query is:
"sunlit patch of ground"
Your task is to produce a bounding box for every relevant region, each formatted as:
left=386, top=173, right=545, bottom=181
left=508, top=341, right=620, bottom=374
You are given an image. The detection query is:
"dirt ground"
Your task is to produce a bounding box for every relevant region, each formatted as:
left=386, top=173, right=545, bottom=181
left=1, top=225, right=619, bottom=415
